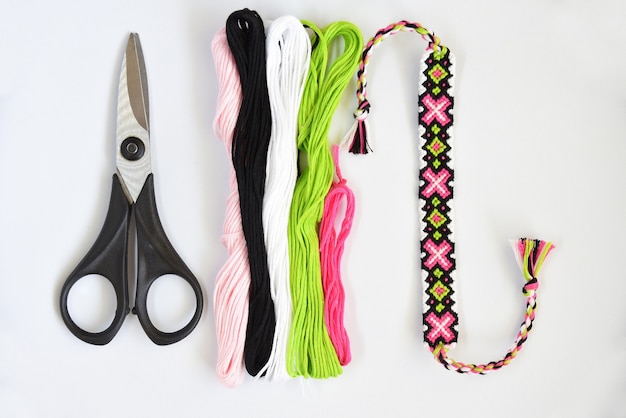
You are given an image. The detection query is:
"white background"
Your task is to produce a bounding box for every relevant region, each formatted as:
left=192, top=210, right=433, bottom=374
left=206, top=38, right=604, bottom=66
left=1, top=0, right=625, bottom=417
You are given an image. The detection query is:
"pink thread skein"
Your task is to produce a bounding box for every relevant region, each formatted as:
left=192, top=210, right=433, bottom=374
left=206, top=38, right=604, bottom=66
left=212, top=28, right=249, bottom=388
left=319, top=145, right=355, bottom=365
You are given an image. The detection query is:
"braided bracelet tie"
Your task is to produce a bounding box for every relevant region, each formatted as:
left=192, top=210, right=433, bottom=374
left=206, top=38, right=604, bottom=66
left=347, top=20, right=442, bottom=154
left=349, top=20, right=555, bottom=374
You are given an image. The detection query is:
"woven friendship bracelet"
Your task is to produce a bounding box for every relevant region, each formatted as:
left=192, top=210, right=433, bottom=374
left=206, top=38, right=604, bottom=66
left=348, top=20, right=555, bottom=374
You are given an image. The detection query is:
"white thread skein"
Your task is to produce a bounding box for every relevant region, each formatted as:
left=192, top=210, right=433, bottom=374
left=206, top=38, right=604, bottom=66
left=260, top=15, right=311, bottom=380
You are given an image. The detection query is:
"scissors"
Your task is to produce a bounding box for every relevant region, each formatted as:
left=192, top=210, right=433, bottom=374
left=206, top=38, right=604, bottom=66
left=59, top=33, right=203, bottom=346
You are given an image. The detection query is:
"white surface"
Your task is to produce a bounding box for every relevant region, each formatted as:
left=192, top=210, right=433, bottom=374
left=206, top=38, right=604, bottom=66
left=1, top=0, right=625, bottom=417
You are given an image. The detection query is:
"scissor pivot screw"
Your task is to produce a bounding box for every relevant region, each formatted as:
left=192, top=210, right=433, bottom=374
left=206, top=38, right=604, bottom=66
left=121, top=137, right=145, bottom=161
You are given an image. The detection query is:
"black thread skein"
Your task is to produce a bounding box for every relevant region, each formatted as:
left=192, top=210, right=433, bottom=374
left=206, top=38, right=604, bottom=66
left=226, top=8, right=275, bottom=377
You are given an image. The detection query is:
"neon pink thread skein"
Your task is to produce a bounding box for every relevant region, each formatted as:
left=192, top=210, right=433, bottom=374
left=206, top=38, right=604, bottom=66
left=319, top=144, right=355, bottom=365
left=211, top=27, right=249, bottom=388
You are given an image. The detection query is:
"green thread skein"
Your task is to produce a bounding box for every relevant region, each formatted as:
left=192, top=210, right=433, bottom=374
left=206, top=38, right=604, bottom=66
left=287, top=20, right=363, bottom=379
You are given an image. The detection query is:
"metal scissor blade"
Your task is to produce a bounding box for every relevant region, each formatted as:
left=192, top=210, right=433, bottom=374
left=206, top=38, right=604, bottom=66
left=125, top=33, right=149, bottom=132
left=116, top=33, right=152, bottom=203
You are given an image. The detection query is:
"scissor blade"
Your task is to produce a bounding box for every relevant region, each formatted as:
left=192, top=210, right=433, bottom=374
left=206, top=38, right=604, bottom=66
left=116, top=33, right=152, bottom=203
left=124, top=33, right=149, bottom=132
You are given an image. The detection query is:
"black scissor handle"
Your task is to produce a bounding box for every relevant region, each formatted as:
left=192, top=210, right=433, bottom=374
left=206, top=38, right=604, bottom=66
left=59, top=174, right=131, bottom=345
left=132, top=174, right=203, bottom=345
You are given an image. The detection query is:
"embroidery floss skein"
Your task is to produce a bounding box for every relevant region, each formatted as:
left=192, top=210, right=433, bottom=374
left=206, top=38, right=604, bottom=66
left=319, top=144, right=355, bottom=366
left=211, top=27, right=248, bottom=388
left=260, top=15, right=311, bottom=380
left=287, top=21, right=362, bottom=379
left=226, top=8, right=275, bottom=377
left=348, top=20, right=554, bottom=374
